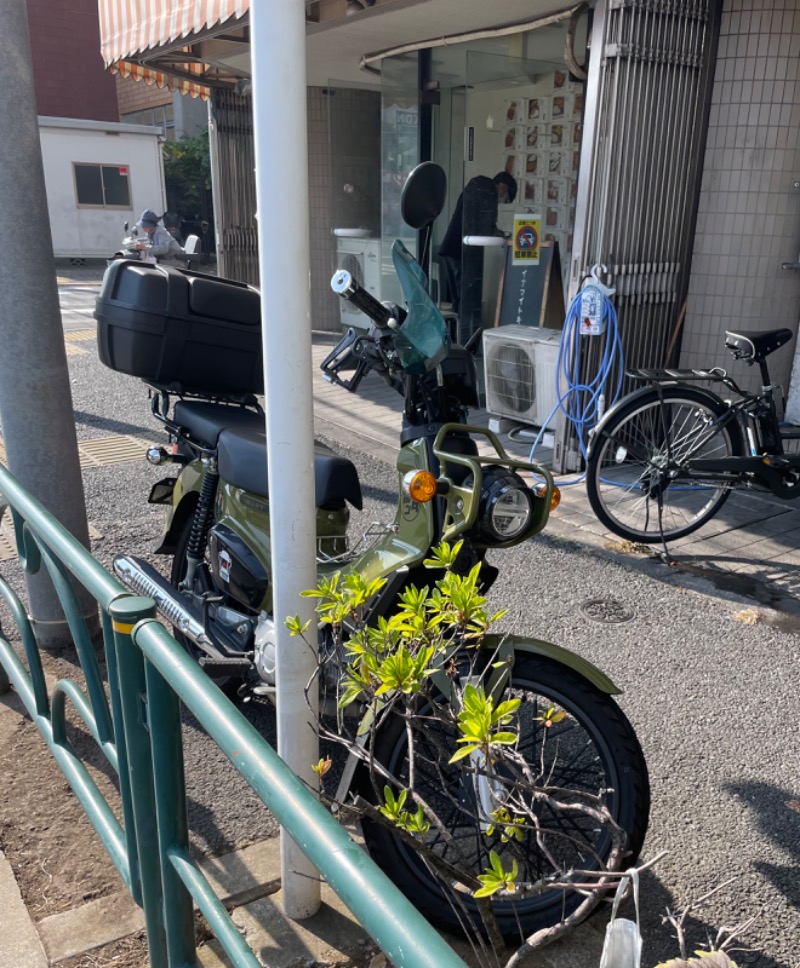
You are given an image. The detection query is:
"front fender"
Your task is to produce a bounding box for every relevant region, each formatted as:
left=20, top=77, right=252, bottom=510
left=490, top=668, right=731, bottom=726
left=482, top=633, right=621, bottom=695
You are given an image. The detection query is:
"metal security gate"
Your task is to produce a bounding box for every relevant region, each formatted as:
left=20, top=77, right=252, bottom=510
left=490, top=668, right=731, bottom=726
left=558, top=0, right=721, bottom=470
left=209, top=89, right=260, bottom=285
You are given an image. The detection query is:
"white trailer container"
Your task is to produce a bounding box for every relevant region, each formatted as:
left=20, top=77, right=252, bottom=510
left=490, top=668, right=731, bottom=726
left=38, top=116, right=166, bottom=260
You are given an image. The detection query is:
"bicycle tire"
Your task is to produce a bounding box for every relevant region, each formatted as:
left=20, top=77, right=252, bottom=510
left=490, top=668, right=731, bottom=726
left=586, top=385, right=744, bottom=543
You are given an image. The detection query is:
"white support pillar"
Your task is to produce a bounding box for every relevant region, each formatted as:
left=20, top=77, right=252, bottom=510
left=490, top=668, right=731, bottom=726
left=250, top=1, right=320, bottom=918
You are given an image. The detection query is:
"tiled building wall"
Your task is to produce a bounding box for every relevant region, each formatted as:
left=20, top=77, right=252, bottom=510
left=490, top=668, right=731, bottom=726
left=681, top=0, right=800, bottom=396
left=308, top=88, right=337, bottom=329
left=25, top=0, right=118, bottom=121
left=308, top=86, right=381, bottom=330
left=116, top=75, right=173, bottom=117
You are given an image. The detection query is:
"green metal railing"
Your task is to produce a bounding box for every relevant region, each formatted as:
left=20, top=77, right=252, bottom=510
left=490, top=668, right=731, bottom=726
left=0, top=461, right=467, bottom=968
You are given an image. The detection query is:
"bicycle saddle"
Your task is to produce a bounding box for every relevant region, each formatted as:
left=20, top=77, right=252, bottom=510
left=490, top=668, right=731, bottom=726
left=724, top=328, right=792, bottom=363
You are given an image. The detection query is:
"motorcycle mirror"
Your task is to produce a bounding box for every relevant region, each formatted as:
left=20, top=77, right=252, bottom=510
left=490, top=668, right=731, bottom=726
left=400, top=162, right=447, bottom=231
left=124, top=221, right=129, bottom=232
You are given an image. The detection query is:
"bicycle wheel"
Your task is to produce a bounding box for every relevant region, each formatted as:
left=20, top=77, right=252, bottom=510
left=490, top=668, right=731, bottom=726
left=586, top=385, right=744, bottom=543
left=360, top=655, right=650, bottom=941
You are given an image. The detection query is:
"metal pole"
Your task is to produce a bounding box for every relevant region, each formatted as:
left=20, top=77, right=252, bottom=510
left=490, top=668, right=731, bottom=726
left=249, top=0, right=321, bottom=918
left=0, top=0, right=96, bottom=646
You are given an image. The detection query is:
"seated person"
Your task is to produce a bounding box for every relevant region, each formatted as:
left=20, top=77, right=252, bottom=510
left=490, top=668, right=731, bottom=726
left=134, top=210, right=188, bottom=266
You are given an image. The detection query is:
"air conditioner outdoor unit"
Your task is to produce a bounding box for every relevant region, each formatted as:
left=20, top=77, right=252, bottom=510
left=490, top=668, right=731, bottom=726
left=483, top=325, right=562, bottom=429
left=335, top=237, right=381, bottom=329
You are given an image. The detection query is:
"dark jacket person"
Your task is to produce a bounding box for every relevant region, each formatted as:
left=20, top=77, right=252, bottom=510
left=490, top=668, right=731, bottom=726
left=438, top=172, right=517, bottom=313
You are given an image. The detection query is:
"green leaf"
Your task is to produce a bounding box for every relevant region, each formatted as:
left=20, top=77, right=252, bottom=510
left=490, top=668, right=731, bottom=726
left=473, top=882, right=502, bottom=898
left=449, top=744, right=481, bottom=763
left=490, top=731, right=518, bottom=746
left=285, top=615, right=311, bottom=636
left=492, top=698, right=521, bottom=723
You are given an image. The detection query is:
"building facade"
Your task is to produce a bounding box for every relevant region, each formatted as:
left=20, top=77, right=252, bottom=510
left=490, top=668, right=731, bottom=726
left=97, top=0, right=800, bottom=425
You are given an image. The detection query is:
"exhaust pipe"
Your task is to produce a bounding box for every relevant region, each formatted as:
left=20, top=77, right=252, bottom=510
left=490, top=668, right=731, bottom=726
left=113, top=554, right=216, bottom=653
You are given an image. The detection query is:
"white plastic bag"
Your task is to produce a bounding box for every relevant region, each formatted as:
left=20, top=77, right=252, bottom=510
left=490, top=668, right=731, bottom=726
left=599, top=868, right=642, bottom=968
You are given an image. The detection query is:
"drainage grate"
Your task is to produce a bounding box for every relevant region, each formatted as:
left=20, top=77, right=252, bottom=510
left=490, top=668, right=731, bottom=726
left=0, top=509, right=101, bottom=562
left=0, top=435, right=151, bottom=470
left=64, top=329, right=96, bottom=342
left=580, top=598, right=635, bottom=624
left=77, top=436, right=152, bottom=467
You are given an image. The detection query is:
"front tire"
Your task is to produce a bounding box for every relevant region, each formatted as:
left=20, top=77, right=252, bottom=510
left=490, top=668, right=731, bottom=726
left=360, top=654, right=650, bottom=941
left=586, top=386, right=743, bottom=543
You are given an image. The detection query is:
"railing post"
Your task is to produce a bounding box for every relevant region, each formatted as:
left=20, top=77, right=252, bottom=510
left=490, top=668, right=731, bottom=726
left=142, top=623, right=197, bottom=968
left=109, top=597, right=169, bottom=968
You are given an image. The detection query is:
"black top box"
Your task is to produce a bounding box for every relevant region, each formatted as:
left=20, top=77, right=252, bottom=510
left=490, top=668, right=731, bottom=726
left=95, top=261, right=264, bottom=397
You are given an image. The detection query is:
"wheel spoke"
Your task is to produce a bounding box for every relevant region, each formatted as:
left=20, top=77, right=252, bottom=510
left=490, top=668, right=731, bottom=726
left=360, top=659, right=646, bottom=940
left=588, top=390, right=739, bottom=541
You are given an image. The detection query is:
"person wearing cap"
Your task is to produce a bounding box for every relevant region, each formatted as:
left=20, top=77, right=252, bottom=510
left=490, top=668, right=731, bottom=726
left=134, top=209, right=187, bottom=265
left=438, top=172, right=517, bottom=314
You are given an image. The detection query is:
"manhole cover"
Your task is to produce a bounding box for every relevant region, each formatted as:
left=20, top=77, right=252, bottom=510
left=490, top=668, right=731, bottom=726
left=580, top=598, right=634, bottom=624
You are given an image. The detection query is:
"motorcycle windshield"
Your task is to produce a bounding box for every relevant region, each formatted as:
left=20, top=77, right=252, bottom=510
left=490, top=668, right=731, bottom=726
left=392, top=240, right=450, bottom=375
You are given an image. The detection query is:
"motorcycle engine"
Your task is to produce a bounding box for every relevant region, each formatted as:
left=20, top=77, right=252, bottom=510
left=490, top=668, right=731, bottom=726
left=208, top=523, right=269, bottom=611
left=254, top=612, right=277, bottom=685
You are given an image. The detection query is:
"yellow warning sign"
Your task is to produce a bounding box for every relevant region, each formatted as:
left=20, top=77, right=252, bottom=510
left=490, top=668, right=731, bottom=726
left=512, top=215, right=541, bottom=266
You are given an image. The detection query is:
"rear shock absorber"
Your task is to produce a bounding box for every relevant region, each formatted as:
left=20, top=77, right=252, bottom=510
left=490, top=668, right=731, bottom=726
left=181, top=458, right=220, bottom=589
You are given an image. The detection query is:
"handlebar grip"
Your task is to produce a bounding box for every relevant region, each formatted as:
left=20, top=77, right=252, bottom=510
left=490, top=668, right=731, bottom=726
left=331, top=270, right=393, bottom=327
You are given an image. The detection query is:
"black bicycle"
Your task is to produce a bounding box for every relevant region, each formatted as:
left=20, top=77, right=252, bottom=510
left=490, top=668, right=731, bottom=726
left=585, top=327, right=800, bottom=543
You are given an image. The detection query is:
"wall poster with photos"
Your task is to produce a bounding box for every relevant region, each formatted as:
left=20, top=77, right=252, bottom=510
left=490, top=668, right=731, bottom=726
left=502, top=70, right=585, bottom=297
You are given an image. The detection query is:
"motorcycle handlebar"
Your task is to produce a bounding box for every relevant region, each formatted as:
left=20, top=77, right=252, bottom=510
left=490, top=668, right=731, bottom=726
left=331, top=270, right=394, bottom=328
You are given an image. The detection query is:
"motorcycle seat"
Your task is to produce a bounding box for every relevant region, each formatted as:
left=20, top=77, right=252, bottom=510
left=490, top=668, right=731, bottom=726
left=217, top=426, right=363, bottom=510
left=172, top=400, right=264, bottom=446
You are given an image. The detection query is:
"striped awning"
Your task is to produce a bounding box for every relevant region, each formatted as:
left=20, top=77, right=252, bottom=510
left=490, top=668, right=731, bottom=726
left=98, top=0, right=251, bottom=97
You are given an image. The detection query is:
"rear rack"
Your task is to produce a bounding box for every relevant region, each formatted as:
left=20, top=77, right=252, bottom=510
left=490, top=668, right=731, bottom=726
left=630, top=367, right=729, bottom=383
left=316, top=522, right=399, bottom=566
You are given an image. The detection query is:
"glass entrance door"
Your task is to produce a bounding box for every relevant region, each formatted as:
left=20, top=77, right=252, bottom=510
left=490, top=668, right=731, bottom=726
left=463, top=50, right=575, bottom=342
left=430, top=47, right=578, bottom=342
left=380, top=53, right=419, bottom=306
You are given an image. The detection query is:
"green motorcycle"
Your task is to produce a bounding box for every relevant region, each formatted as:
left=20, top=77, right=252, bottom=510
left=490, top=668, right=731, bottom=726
left=97, top=162, right=649, bottom=942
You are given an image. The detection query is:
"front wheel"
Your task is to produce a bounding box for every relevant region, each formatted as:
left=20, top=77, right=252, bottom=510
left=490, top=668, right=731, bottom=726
left=586, top=386, right=744, bottom=543
left=360, top=654, right=650, bottom=941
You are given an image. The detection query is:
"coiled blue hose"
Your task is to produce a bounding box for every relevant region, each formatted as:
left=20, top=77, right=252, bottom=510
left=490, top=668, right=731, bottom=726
left=523, top=284, right=624, bottom=484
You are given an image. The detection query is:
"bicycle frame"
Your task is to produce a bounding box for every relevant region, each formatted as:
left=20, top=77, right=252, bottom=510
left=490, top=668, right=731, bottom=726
left=630, top=368, right=800, bottom=497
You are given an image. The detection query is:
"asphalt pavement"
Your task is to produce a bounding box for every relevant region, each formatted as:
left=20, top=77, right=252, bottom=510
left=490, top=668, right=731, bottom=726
left=1, top=264, right=798, bottom=967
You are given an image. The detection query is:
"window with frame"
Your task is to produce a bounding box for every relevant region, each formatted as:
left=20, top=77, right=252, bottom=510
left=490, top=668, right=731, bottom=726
left=73, top=164, right=132, bottom=208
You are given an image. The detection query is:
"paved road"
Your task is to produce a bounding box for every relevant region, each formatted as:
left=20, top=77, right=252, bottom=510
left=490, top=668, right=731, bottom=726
left=1, top=271, right=790, bottom=966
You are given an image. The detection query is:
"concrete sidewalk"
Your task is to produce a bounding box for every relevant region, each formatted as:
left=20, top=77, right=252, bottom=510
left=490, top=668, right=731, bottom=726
left=0, top=832, right=609, bottom=968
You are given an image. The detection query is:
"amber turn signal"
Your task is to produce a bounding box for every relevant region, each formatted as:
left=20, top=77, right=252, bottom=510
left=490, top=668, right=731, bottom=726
left=536, top=485, right=561, bottom=510
left=403, top=470, right=438, bottom=503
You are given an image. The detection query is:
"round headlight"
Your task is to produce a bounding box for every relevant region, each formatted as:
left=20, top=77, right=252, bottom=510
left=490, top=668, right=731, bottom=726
left=477, top=469, right=534, bottom=543
left=489, top=486, right=533, bottom=538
